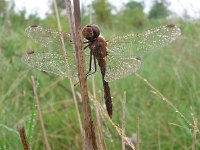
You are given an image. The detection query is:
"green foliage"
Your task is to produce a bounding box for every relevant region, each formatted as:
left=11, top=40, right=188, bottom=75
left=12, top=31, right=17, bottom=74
left=1, top=0, right=200, bottom=149
left=148, top=0, right=169, bottom=20
left=0, top=0, right=8, bottom=19
left=91, top=0, right=113, bottom=26
left=56, top=0, right=66, bottom=9
left=116, top=1, right=146, bottom=31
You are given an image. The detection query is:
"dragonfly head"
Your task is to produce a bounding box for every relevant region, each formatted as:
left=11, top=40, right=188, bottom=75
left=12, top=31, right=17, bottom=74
left=82, top=24, right=100, bottom=41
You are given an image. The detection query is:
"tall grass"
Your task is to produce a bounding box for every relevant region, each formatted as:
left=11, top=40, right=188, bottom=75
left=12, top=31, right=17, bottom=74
left=0, top=18, right=200, bottom=149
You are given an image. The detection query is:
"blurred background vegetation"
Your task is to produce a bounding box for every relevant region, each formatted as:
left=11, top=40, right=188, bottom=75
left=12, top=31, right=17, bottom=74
left=0, top=0, right=200, bottom=149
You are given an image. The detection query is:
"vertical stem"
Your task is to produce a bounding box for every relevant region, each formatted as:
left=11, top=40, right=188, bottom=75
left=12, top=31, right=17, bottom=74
left=90, top=9, right=106, bottom=149
left=136, top=116, right=140, bottom=150
left=93, top=88, right=106, bottom=150
left=52, top=0, right=83, bottom=136
left=17, top=125, right=30, bottom=150
left=65, top=0, right=97, bottom=149
left=192, top=118, right=198, bottom=150
left=121, top=91, right=126, bottom=150
left=31, top=76, right=51, bottom=150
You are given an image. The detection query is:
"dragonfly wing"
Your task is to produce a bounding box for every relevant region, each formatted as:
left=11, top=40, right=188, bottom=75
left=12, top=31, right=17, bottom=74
left=21, top=50, right=96, bottom=83
left=21, top=52, right=79, bottom=83
left=25, top=25, right=73, bottom=53
left=104, top=55, right=141, bottom=82
left=24, top=26, right=96, bottom=82
left=107, top=24, right=181, bottom=58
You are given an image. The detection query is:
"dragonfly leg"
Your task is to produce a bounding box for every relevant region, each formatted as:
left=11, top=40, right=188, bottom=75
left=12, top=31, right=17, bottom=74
left=86, top=49, right=92, bottom=76
left=94, top=55, right=97, bottom=72
left=84, top=41, right=92, bottom=50
left=84, top=44, right=89, bottom=49
left=86, top=55, right=97, bottom=77
left=91, top=55, right=97, bottom=74
left=106, top=51, right=110, bottom=56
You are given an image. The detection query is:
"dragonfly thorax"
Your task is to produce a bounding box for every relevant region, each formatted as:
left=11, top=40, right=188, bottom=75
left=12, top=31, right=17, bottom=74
left=89, top=36, right=108, bottom=59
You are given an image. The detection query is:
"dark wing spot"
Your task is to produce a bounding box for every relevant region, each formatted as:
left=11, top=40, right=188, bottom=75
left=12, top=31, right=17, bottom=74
left=26, top=49, right=35, bottom=54
left=30, top=24, right=38, bottom=28
left=136, top=56, right=141, bottom=61
left=26, top=50, right=35, bottom=54
left=166, top=24, right=175, bottom=28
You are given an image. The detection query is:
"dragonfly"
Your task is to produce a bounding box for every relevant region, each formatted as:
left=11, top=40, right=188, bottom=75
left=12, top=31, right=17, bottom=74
left=22, top=24, right=181, bottom=117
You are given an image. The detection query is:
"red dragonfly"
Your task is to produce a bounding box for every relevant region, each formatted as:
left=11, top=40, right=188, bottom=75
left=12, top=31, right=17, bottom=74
left=22, top=24, right=181, bottom=117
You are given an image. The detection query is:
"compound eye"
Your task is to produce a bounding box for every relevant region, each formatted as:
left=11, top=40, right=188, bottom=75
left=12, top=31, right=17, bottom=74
left=82, top=24, right=100, bottom=40
left=82, top=25, right=93, bottom=40
left=91, top=25, right=100, bottom=39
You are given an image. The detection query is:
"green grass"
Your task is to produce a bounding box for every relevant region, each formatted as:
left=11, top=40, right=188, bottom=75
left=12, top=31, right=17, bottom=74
left=0, top=20, right=200, bottom=149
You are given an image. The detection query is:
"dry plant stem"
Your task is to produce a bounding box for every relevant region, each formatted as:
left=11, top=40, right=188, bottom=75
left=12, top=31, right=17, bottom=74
left=17, top=125, right=30, bottom=150
left=31, top=76, right=51, bottom=150
left=121, top=91, right=126, bottom=150
left=53, top=0, right=83, bottom=135
left=1, top=70, right=27, bottom=101
left=40, top=77, right=64, bottom=97
left=92, top=78, right=106, bottom=150
left=90, top=9, right=106, bottom=150
left=89, top=92, right=136, bottom=150
left=192, top=118, right=198, bottom=150
left=73, top=0, right=97, bottom=148
left=65, top=0, right=97, bottom=149
left=135, top=74, right=200, bottom=148
left=136, top=116, right=140, bottom=150
left=43, top=66, right=76, bottom=95
left=168, top=122, right=191, bottom=130
left=135, top=73, right=193, bottom=128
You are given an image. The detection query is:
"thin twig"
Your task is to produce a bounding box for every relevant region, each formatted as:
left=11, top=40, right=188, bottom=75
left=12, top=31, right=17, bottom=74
left=92, top=79, right=106, bottom=150
left=122, top=91, right=126, bottom=150
left=89, top=92, right=136, bottom=150
left=135, top=73, right=193, bottom=128
left=43, top=73, right=75, bottom=96
left=17, top=125, right=30, bottom=150
left=136, top=73, right=200, bottom=149
left=92, top=76, right=104, bottom=150
left=31, top=76, right=51, bottom=150
left=136, top=116, right=140, bottom=150
left=53, top=0, right=83, bottom=135
left=168, top=122, right=191, bottom=130
left=192, top=118, right=198, bottom=150
left=65, top=0, right=97, bottom=149
left=40, top=77, right=64, bottom=97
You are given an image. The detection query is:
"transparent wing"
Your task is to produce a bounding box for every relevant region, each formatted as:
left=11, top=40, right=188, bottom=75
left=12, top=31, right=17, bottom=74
left=21, top=51, right=97, bottom=83
left=104, top=24, right=181, bottom=81
left=107, top=24, right=181, bottom=58
left=23, top=25, right=98, bottom=82
left=25, top=25, right=73, bottom=52
left=104, top=55, right=141, bottom=82
left=21, top=52, right=79, bottom=83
